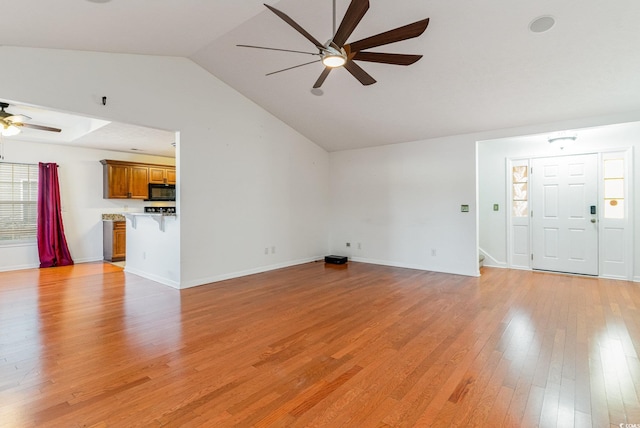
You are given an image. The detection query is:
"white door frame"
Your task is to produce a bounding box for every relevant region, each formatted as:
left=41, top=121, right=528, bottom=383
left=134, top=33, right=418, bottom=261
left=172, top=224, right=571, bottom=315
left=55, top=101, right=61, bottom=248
left=506, top=147, right=633, bottom=280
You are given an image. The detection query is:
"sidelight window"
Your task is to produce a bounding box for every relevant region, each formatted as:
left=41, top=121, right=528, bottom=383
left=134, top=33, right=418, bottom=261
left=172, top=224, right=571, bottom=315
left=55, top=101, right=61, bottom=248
left=603, top=158, right=624, bottom=219
left=512, top=165, right=528, bottom=217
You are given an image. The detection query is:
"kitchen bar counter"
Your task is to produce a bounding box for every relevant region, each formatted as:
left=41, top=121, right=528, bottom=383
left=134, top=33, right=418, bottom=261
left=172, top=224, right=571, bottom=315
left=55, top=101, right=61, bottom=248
left=102, top=213, right=126, bottom=221
left=123, top=212, right=176, bottom=232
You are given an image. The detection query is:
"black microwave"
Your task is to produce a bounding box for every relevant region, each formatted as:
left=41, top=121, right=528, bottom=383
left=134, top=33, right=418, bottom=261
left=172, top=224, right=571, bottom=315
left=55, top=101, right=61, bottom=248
left=147, top=183, right=176, bottom=201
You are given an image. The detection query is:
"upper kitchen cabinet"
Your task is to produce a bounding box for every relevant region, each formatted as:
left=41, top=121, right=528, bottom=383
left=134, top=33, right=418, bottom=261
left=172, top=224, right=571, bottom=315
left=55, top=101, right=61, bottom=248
left=149, top=166, right=176, bottom=185
left=101, top=160, right=150, bottom=199
left=101, top=159, right=176, bottom=199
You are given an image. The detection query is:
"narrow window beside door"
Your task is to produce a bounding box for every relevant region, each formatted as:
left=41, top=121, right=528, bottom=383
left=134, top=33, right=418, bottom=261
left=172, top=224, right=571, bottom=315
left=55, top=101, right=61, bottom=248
left=603, top=158, right=624, bottom=219
left=512, top=165, right=528, bottom=217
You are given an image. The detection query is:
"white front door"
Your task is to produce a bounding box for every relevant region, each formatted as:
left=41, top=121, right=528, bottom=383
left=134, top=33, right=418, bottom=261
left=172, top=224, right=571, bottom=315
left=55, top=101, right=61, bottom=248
left=531, top=154, right=598, bottom=275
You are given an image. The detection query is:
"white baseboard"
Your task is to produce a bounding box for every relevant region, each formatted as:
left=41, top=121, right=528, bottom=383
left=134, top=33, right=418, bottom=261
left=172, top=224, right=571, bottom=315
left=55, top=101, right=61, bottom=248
left=0, top=263, right=39, bottom=272
left=349, top=257, right=480, bottom=278
left=478, top=247, right=508, bottom=268
left=179, top=256, right=324, bottom=289
left=124, top=266, right=181, bottom=289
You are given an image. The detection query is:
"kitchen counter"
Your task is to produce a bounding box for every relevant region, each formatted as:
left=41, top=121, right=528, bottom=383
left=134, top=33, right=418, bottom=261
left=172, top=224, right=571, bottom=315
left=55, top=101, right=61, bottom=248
left=123, top=212, right=176, bottom=232
left=102, top=213, right=126, bottom=221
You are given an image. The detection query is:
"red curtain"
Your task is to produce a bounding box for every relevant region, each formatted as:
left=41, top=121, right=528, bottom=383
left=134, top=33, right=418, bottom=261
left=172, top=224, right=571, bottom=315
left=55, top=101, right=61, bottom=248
left=37, top=163, right=74, bottom=268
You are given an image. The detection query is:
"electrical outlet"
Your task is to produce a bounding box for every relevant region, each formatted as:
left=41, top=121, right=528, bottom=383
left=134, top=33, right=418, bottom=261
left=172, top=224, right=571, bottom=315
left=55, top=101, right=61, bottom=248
left=431, top=249, right=437, bottom=256
left=264, top=247, right=269, bottom=255
left=346, top=242, right=351, bottom=247
left=357, top=243, right=361, bottom=250
left=271, top=246, right=276, bottom=254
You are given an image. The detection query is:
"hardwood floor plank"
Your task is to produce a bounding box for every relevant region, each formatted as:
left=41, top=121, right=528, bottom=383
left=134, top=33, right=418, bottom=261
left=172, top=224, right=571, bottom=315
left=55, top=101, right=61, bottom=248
left=1, top=263, right=640, bottom=426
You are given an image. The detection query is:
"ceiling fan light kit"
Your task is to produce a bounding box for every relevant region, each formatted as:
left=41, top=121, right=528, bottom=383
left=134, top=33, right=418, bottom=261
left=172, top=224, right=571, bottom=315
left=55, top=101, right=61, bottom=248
left=239, top=0, right=430, bottom=89
left=1, top=124, right=21, bottom=137
left=321, top=46, right=348, bottom=67
left=0, top=102, right=63, bottom=136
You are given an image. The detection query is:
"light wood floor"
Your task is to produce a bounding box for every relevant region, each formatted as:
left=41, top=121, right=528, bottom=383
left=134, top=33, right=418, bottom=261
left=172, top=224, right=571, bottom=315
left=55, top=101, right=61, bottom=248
left=1, top=262, right=639, bottom=427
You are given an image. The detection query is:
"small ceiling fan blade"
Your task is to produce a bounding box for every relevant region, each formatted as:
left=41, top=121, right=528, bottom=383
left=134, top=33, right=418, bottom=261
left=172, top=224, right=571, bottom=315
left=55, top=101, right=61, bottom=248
left=6, top=114, right=31, bottom=123
left=352, top=51, right=423, bottom=65
left=344, top=60, right=376, bottom=86
left=15, top=123, right=62, bottom=133
left=265, top=59, right=322, bottom=76
left=347, top=18, right=430, bottom=52
left=332, top=0, right=369, bottom=47
left=264, top=4, right=325, bottom=50
left=313, top=68, right=332, bottom=88
left=237, top=45, right=321, bottom=56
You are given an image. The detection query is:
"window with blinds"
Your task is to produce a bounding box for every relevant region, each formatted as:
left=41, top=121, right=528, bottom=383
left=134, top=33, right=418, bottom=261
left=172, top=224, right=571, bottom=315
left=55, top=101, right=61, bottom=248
left=0, top=162, right=38, bottom=243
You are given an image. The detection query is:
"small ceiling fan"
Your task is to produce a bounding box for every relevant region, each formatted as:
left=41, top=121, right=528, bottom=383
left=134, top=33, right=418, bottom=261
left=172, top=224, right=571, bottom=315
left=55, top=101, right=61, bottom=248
left=238, top=0, right=429, bottom=88
left=0, top=102, right=62, bottom=137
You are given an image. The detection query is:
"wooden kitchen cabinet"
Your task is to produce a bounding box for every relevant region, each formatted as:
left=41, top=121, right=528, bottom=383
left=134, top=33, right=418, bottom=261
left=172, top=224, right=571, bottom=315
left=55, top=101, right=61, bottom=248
left=101, top=160, right=149, bottom=199
left=149, top=166, right=176, bottom=185
left=103, top=220, right=126, bottom=262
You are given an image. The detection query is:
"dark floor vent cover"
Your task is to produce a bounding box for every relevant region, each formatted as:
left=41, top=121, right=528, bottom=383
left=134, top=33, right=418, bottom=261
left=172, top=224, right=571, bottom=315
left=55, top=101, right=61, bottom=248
left=325, top=255, right=348, bottom=264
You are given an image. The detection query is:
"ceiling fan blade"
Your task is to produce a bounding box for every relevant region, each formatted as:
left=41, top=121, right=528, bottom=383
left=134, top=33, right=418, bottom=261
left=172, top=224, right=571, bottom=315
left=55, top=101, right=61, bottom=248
left=352, top=51, right=423, bottom=65
left=344, top=60, right=376, bottom=86
left=332, top=0, right=369, bottom=47
left=265, top=59, right=322, bottom=76
left=346, top=18, right=430, bottom=52
left=264, top=4, right=325, bottom=50
left=6, top=114, right=31, bottom=123
left=15, top=123, right=62, bottom=133
left=237, top=45, right=320, bottom=56
left=313, top=68, right=332, bottom=88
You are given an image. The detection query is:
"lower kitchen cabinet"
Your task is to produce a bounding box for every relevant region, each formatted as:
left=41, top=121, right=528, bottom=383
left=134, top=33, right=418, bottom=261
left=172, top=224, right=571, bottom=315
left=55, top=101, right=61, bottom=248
left=103, top=220, right=126, bottom=262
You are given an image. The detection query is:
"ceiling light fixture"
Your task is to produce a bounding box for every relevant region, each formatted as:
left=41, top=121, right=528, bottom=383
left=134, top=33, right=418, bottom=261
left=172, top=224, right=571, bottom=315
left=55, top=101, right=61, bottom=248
left=1, top=124, right=20, bottom=137
left=548, top=131, right=577, bottom=148
left=321, top=46, right=347, bottom=68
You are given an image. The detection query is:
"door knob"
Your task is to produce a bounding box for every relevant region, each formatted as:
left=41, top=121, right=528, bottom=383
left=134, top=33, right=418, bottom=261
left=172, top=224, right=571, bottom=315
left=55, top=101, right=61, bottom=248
left=591, top=218, right=596, bottom=223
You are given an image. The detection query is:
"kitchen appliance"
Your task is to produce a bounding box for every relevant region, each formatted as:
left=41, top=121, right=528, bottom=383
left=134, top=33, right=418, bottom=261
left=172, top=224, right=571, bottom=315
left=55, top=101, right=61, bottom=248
left=147, top=183, right=175, bottom=201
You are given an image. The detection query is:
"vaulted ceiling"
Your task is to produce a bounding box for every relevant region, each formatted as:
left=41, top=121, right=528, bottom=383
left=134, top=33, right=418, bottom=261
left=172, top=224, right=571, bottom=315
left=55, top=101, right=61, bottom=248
left=2, top=0, right=640, bottom=154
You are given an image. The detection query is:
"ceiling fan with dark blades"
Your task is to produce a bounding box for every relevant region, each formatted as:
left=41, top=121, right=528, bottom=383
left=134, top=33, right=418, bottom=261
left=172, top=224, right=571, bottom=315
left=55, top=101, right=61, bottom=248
left=238, top=0, right=429, bottom=88
left=0, top=102, right=62, bottom=136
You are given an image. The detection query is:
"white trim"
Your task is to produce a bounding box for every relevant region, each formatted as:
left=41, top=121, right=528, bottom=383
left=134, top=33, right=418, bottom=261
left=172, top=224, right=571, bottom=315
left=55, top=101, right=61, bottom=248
left=599, top=148, right=634, bottom=280
left=0, top=262, right=39, bottom=272
left=124, top=266, right=181, bottom=289
left=349, top=257, right=481, bottom=278
left=178, top=256, right=324, bottom=289
left=506, top=147, right=633, bottom=281
left=506, top=158, right=531, bottom=269
left=479, top=247, right=507, bottom=268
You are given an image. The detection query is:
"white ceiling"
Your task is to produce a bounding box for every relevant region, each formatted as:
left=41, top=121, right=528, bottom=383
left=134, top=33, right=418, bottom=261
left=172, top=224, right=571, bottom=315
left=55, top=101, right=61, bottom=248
left=0, top=101, right=177, bottom=158
left=1, top=0, right=639, bottom=153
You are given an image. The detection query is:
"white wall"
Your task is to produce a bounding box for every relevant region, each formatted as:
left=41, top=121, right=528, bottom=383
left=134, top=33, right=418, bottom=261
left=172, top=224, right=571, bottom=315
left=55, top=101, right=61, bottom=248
left=478, top=120, right=640, bottom=279
left=0, top=46, right=329, bottom=287
left=329, top=113, right=640, bottom=279
left=329, top=136, right=479, bottom=277
left=0, top=138, right=173, bottom=272
left=125, top=215, right=179, bottom=288
left=2, top=46, right=640, bottom=285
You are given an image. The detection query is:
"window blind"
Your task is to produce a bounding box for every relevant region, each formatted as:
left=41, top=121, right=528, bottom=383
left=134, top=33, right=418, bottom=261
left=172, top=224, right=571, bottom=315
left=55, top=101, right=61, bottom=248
left=0, top=162, right=38, bottom=242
